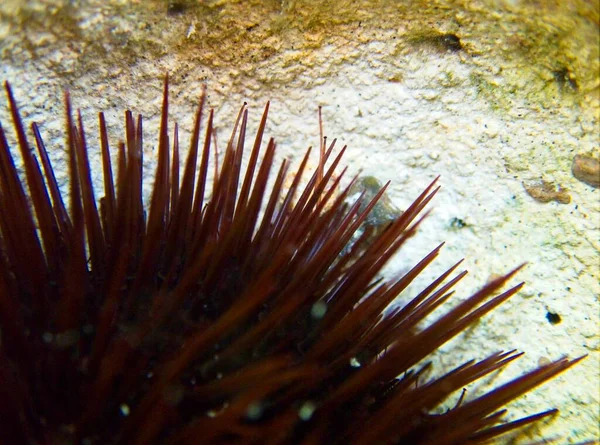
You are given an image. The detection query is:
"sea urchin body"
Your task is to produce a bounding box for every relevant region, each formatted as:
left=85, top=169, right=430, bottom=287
left=0, top=77, right=581, bottom=445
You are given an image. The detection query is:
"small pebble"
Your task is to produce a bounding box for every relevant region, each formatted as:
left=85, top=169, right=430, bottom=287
left=546, top=311, right=562, bottom=325
left=523, top=180, right=571, bottom=204
left=572, top=154, right=600, bottom=188
left=538, top=356, right=551, bottom=367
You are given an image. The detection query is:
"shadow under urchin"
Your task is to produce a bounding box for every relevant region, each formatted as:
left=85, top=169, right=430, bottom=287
left=0, top=76, right=583, bottom=445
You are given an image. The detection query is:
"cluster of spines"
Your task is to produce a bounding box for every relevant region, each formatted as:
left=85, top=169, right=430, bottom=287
left=0, top=77, right=582, bottom=444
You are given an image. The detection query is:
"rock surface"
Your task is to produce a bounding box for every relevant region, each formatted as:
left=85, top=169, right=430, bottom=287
left=0, top=1, right=598, bottom=443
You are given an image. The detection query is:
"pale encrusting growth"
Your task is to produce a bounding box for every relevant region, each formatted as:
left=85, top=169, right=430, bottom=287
left=0, top=78, right=584, bottom=444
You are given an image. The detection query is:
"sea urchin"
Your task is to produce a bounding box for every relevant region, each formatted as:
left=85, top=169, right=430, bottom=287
left=0, top=77, right=582, bottom=444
